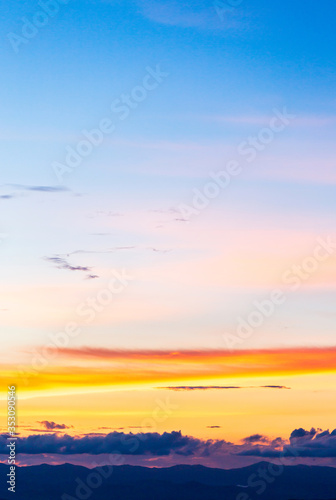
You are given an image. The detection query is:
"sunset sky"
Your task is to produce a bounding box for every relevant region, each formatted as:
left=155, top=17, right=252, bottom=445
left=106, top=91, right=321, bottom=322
left=1, top=0, right=336, bottom=469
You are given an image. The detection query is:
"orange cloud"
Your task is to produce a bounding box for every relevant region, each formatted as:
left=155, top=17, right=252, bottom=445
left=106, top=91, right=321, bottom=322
left=4, top=346, right=336, bottom=395
left=56, top=345, right=336, bottom=372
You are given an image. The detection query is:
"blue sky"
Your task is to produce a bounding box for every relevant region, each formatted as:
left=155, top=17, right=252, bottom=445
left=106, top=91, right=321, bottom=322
left=2, top=1, right=336, bottom=469
left=1, top=0, right=336, bottom=356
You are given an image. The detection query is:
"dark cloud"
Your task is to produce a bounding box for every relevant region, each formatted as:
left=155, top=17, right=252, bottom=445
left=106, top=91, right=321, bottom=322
left=45, top=256, right=91, bottom=273
left=7, top=184, right=69, bottom=193
left=2, top=428, right=336, bottom=459
left=26, top=186, right=69, bottom=192
left=0, top=431, right=228, bottom=457
left=3, top=184, right=70, bottom=193
left=290, top=427, right=317, bottom=443
left=45, top=256, right=98, bottom=279
left=37, top=421, right=72, bottom=431
left=242, top=434, right=269, bottom=444
left=262, top=385, right=291, bottom=390
left=0, top=194, right=15, bottom=200
left=238, top=428, right=336, bottom=458
left=163, top=386, right=243, bottom=391
left=207, top=426, right=222, bottom=429
left=0, top=184, right=71, bottom=202
left=271, top=437, right=286, bottom=447
left=161, top=385, right=291, bottom=391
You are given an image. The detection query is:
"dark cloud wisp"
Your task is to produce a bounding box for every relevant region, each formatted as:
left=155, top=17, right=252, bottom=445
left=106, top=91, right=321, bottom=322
left=44, top=256, right=97, bottom=280
left=37, top=421, right=72, bottom=431
left=161, top=385, right=291, bottom=391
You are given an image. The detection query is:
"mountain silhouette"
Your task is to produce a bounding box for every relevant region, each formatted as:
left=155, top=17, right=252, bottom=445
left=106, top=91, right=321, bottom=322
left=0, top=462, right=335, bottom=499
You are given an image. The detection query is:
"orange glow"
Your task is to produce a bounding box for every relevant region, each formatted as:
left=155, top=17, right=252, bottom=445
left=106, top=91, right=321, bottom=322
left=3, top=345, right=336, bottom=395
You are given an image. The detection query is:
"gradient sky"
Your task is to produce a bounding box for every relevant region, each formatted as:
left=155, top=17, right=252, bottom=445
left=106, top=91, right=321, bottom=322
left=1, top=0, right=336, bottom=468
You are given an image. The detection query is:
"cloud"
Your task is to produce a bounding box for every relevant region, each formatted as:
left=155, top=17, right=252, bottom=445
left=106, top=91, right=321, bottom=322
left=163, top=386, right=244, bottom=391
left=149, top=207, right=190, bottom=227
left=5, top=184, right=69, bottom=193
left=135, top=0, right=242, bottom=30
left=2, top=428, right=336, bottom=459
left=65, top=247, right=136, bottom=256
left=262, top=385, right=291, bottom=389
left=0, top=184, right=70, bottom=201
left=98, top=427, right=125, bottom=430
left=271, top=437, right=286, bottom=447
left=37, top=421, right=72, bottom=431
left=44, top=256, right=97, bottom=279
left=45, top=244, right=172, bottom=280
left=45, top=256, right=91, bottom=272
left=90, top=233, right=112, bottom=236
left=238, top=428, right=336, bottom=458
left=242, top=434, right=269, bottom=444
left=207, top=426, right=222, bottom=429
left=5, top=346, right=334, bottom=394
left=149, top=208, right=181, bottom=215
left=161, top=385, right=291, bottom=391
left=0, top=431, right=228, bottom=457
left=290, top=427, right=317, bottom=443
left=64, top=246, right=170, bottom=256
left=0, top=194, right=15, bottom=200
left=87, top=211, right=124, bottom=218
left=23, top=185, right=69, bottom=192
left=148, top=247, right=172, bottom=253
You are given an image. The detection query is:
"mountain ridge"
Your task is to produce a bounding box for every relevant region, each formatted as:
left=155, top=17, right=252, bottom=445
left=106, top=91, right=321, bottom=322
left=0, top=461, right=335, bottom=499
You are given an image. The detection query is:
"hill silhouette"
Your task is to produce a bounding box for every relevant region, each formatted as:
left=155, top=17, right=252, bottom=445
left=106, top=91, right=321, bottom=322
left=0, top=462, right=335, bottom=499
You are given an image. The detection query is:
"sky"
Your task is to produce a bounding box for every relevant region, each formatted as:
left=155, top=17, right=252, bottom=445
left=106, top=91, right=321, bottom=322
left=1, top=0, right=336, bottom=469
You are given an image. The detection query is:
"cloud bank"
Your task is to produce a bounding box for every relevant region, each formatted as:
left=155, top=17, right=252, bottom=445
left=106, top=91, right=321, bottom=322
left=2, top=428, right=336, bottom=458
left=0, top=431, right=227, bottom=456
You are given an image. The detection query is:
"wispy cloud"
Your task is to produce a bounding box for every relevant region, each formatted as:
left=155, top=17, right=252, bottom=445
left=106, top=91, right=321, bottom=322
left=0, top=194, right=15, bottom=200
left=62, top=246, right=171, bottom=257
left=23, top=185, right=69, bottom=192
left=135, top=0, right=243, bottom=30
left=45, top=256, right=91, bottom=273
left=204, top=114, right=336, bottom=127
left=161, top=385, right=291, bottom=391
left=44, top=256, right=97, bottom=280
left=7, top=346, right=334, bottom=394
left=0, top=184, right=70, bottom=200
left=6, top=184, right=69, bottom=193
left=65, top=247, right=136, bottom=256
left=86, top=211, right=124, bottom=219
